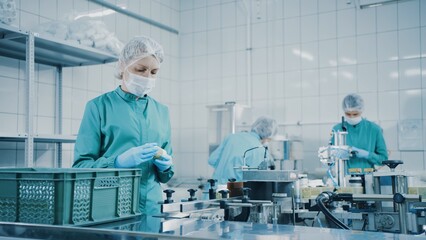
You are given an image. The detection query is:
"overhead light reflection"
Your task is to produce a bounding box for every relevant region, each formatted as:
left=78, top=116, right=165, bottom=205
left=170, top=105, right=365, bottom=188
left=403, top=54, right=421, bottom=60
left=404, top=68, right=421, bottom=77
left=340, top=71, right=354, bottom=79
left=405, top=89, right=420, bottom=95
left=293, top=49, right=314, bottom=61
left=74, top=5, right=126, bottom=19
left=389, top=71, right=399, bottom=78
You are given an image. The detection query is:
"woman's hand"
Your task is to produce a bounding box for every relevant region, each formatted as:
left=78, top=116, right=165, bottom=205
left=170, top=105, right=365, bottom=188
left=154, top=150, right=173, bottom=171
left=115, top=143, right=158, bottom=168
left=351, top=146, right=370, bottom=159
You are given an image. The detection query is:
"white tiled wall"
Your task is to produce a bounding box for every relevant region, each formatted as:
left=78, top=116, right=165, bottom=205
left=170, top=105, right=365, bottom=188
left=177, top=0, right=426, bottom=178
left=0, top=0, right=180, bottom=168
left=0, top=0, right=425, bottom=180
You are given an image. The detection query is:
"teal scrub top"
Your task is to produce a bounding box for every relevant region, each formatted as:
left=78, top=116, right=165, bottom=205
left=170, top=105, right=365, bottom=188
left=73, top=86, right=174, bottom=215
left=331, top=118, right=388, bottom=173
left=208, top=131, right=271, bottom=184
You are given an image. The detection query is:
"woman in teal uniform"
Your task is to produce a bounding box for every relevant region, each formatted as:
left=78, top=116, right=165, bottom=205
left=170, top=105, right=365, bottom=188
left=73, top=36, right=174, bottom=215
left=332, top=93, right=388, bottom=174
left=208, top=116, right=278, bottom=184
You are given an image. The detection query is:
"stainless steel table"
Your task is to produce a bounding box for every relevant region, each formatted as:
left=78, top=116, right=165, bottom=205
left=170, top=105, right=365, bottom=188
left=0, top=215, right=424, bottom=239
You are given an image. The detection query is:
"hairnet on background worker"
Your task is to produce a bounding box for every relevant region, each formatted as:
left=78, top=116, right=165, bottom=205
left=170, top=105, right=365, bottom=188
left=342, top=93, right=364, bottom=122
left=208, top=116, right=278, bottom=184
left=73, top=36, right=174, bottom=215
left=331, top=93, right=388, bottom=174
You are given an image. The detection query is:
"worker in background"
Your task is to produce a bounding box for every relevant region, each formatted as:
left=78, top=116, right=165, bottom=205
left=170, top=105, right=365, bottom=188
left=73, top=36, right=174, bottom=215
left=332, top=93, right=388, bottom=175
left=208, top=116, right=278, bottom=184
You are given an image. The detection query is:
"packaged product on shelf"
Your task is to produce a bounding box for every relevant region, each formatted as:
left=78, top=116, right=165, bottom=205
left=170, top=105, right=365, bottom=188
left=32, top=17, right=124, bottom=56
left=0, top=0, right=17, bottom=25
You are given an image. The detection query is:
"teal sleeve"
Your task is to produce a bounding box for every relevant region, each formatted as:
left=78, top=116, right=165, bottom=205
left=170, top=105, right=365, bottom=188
left=208, top=141, right=225, bottom=168
left=155, top=108, right=174, bottom=182
left=73, top=101, right=116, bottom=168
left=160, top=108, right=173, bottom=156
left=368, top=129, right=388, bottom=166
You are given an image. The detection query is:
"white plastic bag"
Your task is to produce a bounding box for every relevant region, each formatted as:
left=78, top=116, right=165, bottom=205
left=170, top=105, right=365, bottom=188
left=32, top=16, right=123, bottom=56
left=0, top=0, right=17, bottom=25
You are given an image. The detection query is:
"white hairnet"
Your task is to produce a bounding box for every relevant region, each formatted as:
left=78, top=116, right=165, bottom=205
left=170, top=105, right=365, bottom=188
left=342, top=93, right=364, bottom=112
left=115, top=36, right=164, bottom=79
left=251, top=116, right=278, bottom=140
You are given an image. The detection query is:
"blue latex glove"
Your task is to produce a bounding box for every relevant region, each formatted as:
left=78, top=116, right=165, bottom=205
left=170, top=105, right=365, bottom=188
left=352, top=146, right=369, bottom=159
left=115, top=143, right=158, bottom=168
left=154, top=151, right=173, bottom=172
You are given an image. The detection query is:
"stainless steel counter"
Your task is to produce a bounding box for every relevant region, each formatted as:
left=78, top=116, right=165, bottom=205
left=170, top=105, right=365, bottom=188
left=0, top=215, right=424, bottom=240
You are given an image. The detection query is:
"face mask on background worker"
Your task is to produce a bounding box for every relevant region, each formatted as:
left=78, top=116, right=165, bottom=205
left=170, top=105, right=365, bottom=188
left=345, top=115, right=362, bottom=125
left=342, top=94, right=364, bottom=126
left=261, top=138, right=272, bottom=147
left=123, top=55, right=159, bottom=97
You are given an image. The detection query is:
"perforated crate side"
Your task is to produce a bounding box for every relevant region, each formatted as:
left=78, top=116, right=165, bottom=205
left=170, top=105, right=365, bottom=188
left=18, top=179, right=55, bottom=224
left=0, top=174, right=19, bottom=222
left=71, top=178, right=92, bottom=224
left=0, top=168, right=141, bottom=226
left=117, top=170, right=141, bottom=217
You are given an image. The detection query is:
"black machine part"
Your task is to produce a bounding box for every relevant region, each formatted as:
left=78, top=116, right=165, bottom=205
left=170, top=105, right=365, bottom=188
left=382, top=160, right=404, bottom=170
left=341, top=116, right=347, bottom=132
left=163, top=189, right=175, bottom=204
left=315, top=191, right=421, bottom=230
left=219, top=189, right=230, bottom=199
left=315, top=192, right=351, bottom=230
left=208, top=179, right=217, bottom=200
left=187, top=189, right=197, bottom=201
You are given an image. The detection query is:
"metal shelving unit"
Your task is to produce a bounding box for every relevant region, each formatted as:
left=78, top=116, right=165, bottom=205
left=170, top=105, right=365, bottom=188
left=0, top=23, right=118, bottom=167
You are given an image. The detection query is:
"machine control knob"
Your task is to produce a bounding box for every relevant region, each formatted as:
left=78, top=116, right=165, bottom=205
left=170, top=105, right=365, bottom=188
left=228, top=178, right=237, bottom=182
left=187, top=189, right=198, bottom=201
left=163, top=189, right=175, bottom=204
left=382, top=160, right=403, bottom=172
left=219, top=189, right=230, bottom=199
left=242, top=187, right=251, bottom=202
left=208, top=179, right=217, bottom=188
left=393, top=193, right=405, bottom=204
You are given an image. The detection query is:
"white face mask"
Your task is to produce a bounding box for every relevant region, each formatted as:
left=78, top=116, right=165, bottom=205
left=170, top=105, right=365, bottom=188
left=124, top=71, right=156, bottom=97
left=346, top=116, right=362, bottom=125
left=261, top=139, right=271, bottom=147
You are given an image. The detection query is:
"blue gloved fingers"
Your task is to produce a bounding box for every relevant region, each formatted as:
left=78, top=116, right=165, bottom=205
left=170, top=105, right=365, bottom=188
left=116, top=143, right=160, bottom=168
left=136, top=143, right=159, bottom=158
left=351, top=146, right=369, bottom=159
left=154, top=158, right=173, bottom=171
left=116, top=146, right=142, bottom=168
left=156, top=148, right=172, bottom=161
left=140, top=148, right=158, bottom=162
left=140, top=146, right=159, bottom=155
left=158, top=153, right=172, bottom=162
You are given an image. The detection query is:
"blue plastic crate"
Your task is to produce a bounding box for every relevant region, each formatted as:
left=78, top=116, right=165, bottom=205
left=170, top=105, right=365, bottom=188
left=0, top=168, right=141, bottom=226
